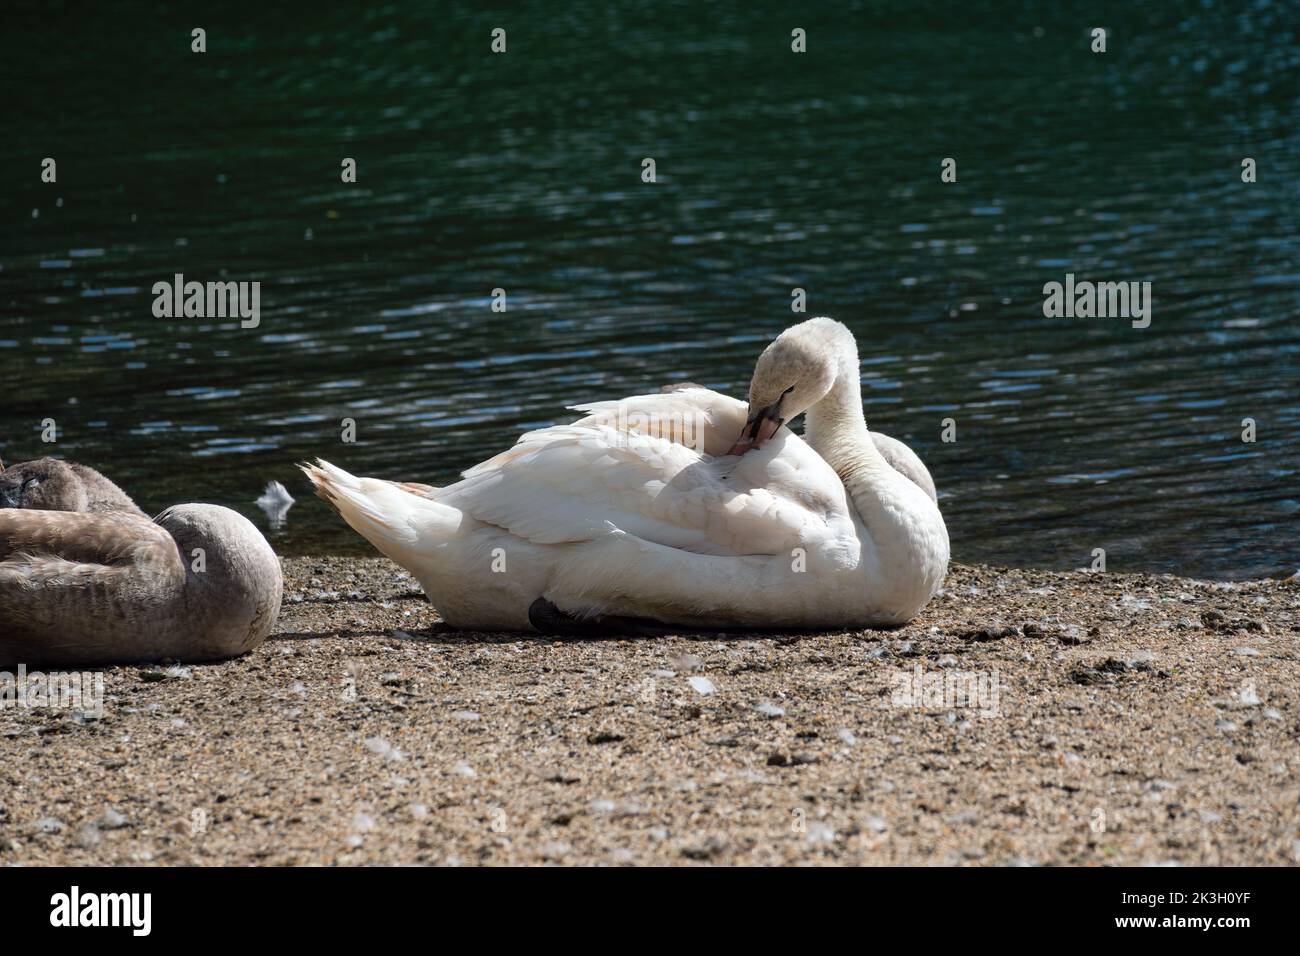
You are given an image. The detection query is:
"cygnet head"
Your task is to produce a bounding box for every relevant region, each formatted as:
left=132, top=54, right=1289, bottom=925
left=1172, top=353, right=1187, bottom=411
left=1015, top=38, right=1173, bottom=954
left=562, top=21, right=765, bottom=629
left=0, top=457, right=144, bottom=514
left=0, top=457, right=83, bottom=510
left=728, top=318, right=857, bottom=455
left=0, top=455, right=143, bottom=515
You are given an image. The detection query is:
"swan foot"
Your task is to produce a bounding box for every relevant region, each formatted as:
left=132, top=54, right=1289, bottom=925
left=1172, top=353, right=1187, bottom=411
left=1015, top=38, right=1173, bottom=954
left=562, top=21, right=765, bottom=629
left=527, top=598, right=676, bottom=638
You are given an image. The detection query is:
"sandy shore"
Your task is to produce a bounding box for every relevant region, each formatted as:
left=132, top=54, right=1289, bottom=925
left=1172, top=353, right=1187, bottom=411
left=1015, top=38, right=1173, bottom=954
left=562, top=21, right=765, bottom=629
left=2, top=558, right=1297, bottom=866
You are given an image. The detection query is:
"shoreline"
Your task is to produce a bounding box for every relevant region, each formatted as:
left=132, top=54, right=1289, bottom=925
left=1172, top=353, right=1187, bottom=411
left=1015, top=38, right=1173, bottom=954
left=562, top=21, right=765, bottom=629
left=2, top=558, right=1296, bottom=866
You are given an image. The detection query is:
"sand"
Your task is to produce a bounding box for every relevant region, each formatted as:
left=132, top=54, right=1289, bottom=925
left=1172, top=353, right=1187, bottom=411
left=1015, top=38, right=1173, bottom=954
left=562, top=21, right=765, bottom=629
left=2, top=558, right=1297, bottom=866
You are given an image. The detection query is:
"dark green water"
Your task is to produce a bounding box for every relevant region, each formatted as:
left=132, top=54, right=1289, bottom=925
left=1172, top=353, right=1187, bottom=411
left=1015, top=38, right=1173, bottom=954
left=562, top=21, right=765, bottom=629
left=3, top=2, right=1297, bottom=577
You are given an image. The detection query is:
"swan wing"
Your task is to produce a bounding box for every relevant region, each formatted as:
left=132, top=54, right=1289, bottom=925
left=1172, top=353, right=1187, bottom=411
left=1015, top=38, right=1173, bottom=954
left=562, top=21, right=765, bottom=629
left=569, top=386, right=937, bottom=499
left=436, top=393, right=847, bottom=557
left=566, top=385, right=749, bottom=459
left=869, top=432, right=938, bottom=502
left=0, top=510, right=183, bottom=660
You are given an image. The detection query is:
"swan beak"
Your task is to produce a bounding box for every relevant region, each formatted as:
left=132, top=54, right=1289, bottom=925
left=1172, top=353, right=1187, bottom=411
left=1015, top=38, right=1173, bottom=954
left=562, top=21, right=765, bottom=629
left=727, top=404, right=784, bottom=456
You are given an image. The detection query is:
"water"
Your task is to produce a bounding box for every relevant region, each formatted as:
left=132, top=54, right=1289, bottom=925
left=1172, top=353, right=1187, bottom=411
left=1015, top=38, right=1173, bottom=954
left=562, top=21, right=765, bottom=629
left=3, top=2, right=1297, bottom=578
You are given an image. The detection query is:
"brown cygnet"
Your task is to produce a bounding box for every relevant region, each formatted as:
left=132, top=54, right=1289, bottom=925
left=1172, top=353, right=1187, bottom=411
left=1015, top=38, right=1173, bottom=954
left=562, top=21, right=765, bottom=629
left=0, top=457, right=282, bottom=666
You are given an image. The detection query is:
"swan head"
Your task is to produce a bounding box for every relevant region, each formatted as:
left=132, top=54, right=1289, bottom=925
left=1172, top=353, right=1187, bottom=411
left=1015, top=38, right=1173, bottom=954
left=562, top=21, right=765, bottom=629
left=728, top=317, right=854, bottom=455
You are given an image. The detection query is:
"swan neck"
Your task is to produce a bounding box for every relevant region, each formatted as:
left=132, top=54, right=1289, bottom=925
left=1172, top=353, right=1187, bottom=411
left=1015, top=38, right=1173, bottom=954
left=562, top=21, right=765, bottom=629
left=803, top=351, right=873, bottom=473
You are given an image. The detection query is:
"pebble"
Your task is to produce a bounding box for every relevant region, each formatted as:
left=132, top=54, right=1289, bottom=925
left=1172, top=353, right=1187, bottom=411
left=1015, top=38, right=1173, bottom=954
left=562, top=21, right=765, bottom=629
left=767, top=752, right=815, bottom=767
left=688, top=676, right=716, bottom=695
left=100, top=808, right=129, bottom=830
left=680, top=835, right=727, bottom=860
left=755, top=700, right=785, bottom=718
left=1057, top=624, right=1090, bottom=645
left=539, top=841, right=571, bottom=860
left=364, top=736, right=404, bottom=761
left=960, top=624, right=1020, bottom=642
left=1069, top=667, right=1107, bottom=686
left=672, top=653, right=703, bottom=673
left=806, top=823, right=836, bottom=845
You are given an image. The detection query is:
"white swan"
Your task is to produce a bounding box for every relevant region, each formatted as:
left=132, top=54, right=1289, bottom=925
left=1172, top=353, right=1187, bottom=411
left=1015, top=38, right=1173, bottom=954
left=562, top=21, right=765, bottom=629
left=303, top=318, right=948, bottom=632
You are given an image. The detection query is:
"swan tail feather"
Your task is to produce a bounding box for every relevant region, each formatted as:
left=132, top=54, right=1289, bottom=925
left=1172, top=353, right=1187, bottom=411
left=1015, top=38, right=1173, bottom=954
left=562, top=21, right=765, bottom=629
left=299, top=459, right=460, bottom=563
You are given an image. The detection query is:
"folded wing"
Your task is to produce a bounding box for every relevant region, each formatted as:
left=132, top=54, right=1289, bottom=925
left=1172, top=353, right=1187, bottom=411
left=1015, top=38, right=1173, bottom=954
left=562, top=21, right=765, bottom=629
left=434, top=388, right=845, bottom=557
left=0, top=510, right=183, bottom=656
